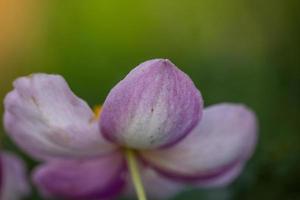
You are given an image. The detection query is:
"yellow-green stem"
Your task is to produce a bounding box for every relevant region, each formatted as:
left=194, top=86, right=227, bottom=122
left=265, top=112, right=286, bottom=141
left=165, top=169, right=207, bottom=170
left=125, top=149, right=147, bottom=200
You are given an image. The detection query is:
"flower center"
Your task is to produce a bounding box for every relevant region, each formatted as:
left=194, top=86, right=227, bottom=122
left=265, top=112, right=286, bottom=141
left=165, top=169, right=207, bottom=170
left=92, top=105, right=102, bottom=121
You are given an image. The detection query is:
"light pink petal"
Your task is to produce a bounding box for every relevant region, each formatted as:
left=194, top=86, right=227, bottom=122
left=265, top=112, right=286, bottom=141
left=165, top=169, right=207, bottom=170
left=1, top=152, right=30, bottom=200
left=141, top=103, right=258, bottom=184
left=196, top=162, right=245, bottom=187
left=4, top=73, right=116, bottom=160
left=125, top=166, right=184, bottom=200
left=33, top=152, right=125, bottom=200
left=100, top=59, right=202, bottom=149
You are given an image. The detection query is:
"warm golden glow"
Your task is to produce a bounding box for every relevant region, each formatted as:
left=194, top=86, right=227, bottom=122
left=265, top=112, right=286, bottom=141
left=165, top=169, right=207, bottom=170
left=0, top=0, right=42, bottom=61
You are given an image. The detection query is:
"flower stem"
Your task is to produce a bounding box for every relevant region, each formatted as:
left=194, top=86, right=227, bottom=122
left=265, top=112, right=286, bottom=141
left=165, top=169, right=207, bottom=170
left=125, top=149, right=147, bottom=200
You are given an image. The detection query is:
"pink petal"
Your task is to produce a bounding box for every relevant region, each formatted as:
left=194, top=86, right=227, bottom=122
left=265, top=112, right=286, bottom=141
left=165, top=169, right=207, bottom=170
left=100, top=59, right=202, bottom=149
left=4, top=74, right=116, bottom=160
left=196, top=162, right=244, bottom=187
left=32, top=152, right=125, bottom=200
left=124, top=166, right=184, bottom=200
left=0, top=152, right=30, bottom=200
left=141, top=103, right=258, bottom=185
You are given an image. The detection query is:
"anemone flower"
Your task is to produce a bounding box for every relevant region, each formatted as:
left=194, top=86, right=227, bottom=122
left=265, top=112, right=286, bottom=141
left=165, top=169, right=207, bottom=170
left=3, top=59, right=258, bottom=200
left=0, top=151, right=30, bottom=200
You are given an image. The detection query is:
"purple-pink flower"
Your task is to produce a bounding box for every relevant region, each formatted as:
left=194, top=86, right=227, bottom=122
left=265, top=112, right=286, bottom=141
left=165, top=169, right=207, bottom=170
left=0, top=152, right=30, bottom=200
left=3, top=59, right=258, bottom=200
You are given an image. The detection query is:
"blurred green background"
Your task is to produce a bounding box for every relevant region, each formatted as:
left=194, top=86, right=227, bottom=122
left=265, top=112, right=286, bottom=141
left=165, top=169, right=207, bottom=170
left=0, top=0, right=299, bottom=199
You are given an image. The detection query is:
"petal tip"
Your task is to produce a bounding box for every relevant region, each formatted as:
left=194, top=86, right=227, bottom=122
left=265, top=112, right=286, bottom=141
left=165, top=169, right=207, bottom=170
left=134, top=58, right=179, bottom=74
